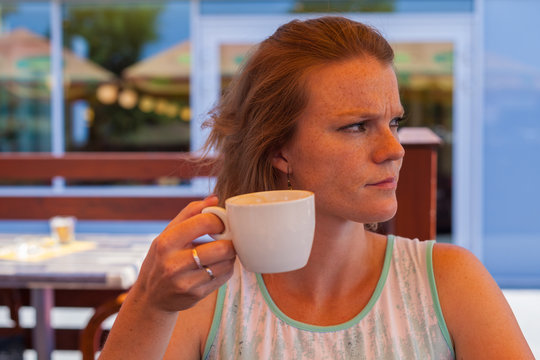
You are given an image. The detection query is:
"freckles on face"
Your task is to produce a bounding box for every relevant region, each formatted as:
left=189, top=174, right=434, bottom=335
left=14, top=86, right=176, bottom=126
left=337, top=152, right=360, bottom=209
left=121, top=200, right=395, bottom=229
left=284, top=57, right=404, bottom=223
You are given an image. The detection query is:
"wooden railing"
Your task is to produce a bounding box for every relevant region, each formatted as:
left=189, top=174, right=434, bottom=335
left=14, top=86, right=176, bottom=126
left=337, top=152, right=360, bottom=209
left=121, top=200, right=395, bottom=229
left=0, top=127, right=441, bottom=352
left=0, top=152, right=213, bottom=220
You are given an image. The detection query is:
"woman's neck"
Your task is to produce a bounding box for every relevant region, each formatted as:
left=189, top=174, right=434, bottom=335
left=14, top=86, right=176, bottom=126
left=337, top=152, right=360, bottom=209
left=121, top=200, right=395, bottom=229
left=264, top=214, right=384, bottom=303
left=261, top=215, right=389, bottom=325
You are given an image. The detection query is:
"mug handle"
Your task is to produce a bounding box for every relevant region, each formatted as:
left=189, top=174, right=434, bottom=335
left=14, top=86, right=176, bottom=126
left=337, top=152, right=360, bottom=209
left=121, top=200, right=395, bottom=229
left=201, top=206, right=232, bottom=240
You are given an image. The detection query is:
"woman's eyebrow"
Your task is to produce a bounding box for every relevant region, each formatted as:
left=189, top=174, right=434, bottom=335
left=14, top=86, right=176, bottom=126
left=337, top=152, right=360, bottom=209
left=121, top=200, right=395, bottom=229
left=334, top=107, right=405, bottom=118
left=333, top=108, right=378, bottom=117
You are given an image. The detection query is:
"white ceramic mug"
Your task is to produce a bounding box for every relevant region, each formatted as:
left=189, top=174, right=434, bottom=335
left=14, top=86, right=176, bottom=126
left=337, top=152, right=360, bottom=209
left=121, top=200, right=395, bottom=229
left=202, top=190, right=315, bottom=273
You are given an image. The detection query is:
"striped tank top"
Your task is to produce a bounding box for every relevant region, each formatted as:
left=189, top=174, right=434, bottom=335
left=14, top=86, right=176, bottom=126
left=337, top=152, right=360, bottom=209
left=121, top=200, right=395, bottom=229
left=203, top=235, right=455, bottom=359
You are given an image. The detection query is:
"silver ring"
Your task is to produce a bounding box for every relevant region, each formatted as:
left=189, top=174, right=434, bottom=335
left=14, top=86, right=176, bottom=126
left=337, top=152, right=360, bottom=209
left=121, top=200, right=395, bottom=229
left=203, top=266, right=215, bottom=280
left=191, top=248, right=203, bottom=270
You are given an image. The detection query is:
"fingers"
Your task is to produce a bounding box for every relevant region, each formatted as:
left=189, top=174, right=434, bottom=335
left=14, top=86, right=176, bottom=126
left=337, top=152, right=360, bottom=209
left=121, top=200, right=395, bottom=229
left=191, top=241, right=235, bottom=269
left=163, top=195, right=219, bottom=232
left=133, top=197, right=235, bottom=312
left=168, top=240, right=235, bottom=276
left=181, top=195, right=219, bottom=220
left=186, top=257, right=235, bottom=284
left=159, top=211, right=227, bottom=250
left=190, top=262, right=235, bottom=297
left=169, top=257, right=235, bottom=306
left=137, top=251, right=235, bottom=312
left=170, top=242, right=235, bottom=290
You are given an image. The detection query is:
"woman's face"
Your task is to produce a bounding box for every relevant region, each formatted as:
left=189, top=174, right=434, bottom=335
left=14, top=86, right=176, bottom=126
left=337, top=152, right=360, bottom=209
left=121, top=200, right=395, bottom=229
left=279, top=56, right=405, bottom=224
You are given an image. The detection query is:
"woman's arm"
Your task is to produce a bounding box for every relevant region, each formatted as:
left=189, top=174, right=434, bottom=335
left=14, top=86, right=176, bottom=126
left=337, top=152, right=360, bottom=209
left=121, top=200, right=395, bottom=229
left=164, top=288, right=220, bottom=359
left=99, top=197, right=236, bottom=359
left=433, top=243, right=534, bottom=359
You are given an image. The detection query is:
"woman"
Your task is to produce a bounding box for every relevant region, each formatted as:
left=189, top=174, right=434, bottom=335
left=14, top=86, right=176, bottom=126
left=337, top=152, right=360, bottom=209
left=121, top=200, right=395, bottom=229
left=100, top=17, right=533, bottom=359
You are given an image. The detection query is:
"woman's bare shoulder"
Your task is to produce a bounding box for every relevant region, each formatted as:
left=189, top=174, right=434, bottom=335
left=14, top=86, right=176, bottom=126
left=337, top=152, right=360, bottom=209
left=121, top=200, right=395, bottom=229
left=432, top=242, right=481, bottom=278
left=163, top=289, right=219, bottom=360
left=432, top=243, right=533, bottom=358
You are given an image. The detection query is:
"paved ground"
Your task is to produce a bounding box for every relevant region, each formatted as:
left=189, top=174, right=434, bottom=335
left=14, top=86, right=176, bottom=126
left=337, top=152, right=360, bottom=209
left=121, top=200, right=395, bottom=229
left=503, top=289, right=540, bottom=357
left=12, top=289, right=540, bottom=359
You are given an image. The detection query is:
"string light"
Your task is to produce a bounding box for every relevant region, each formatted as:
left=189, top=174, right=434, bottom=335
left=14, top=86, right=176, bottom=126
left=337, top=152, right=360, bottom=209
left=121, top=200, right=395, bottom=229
left=96, top=83, right=118, bottom=105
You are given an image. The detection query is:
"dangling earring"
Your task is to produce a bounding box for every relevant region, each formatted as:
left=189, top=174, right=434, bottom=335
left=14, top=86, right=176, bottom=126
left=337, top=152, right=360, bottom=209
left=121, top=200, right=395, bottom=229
left=287, top=165, right=293, bottom=190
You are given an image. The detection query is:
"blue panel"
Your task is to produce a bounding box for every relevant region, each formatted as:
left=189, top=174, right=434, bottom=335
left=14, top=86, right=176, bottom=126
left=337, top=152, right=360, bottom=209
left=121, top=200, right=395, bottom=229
left=483, top=0, right=540, bottom=286
left=0, top=220, right=168, bottom=234
left=485, top=235, right=540, bottom=288
left=0, top=220, right=213, bottom=243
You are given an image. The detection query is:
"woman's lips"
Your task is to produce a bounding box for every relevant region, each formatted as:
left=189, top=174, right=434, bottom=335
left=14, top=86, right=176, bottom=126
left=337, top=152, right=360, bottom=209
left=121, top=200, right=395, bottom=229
left=366, top=177, right=398, bottom=189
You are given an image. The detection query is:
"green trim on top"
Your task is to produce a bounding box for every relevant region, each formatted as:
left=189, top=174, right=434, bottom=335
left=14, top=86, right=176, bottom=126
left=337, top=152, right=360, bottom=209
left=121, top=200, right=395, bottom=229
left=255, top=235, right=395, bottom=333
left=426, top=241, right=456, bottom=359
left=203, top=283, right=227, bottom=360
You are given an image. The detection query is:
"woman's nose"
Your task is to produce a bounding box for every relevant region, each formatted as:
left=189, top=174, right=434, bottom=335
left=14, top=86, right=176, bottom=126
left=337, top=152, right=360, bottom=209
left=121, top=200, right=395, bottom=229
left=372, top=128, right=405, bottom=164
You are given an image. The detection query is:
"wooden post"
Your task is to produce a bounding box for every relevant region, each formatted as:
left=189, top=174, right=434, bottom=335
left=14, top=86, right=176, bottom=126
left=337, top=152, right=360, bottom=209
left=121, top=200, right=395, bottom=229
left=391, top=127, right=442, bottom=240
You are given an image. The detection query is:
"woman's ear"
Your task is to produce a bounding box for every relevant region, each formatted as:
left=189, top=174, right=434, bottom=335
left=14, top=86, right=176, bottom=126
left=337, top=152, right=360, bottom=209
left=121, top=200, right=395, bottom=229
left=271, top=150, right=289, bottom=174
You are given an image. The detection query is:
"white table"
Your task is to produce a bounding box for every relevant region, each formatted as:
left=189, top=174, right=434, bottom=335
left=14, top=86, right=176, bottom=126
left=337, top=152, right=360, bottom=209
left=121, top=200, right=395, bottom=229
left=0, top=233, right=155, bottom=360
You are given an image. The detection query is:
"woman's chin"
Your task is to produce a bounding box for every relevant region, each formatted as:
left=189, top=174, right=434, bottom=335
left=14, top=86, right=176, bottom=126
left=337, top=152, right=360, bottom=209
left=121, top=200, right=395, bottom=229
left=365, top=203, right=398, bottom=224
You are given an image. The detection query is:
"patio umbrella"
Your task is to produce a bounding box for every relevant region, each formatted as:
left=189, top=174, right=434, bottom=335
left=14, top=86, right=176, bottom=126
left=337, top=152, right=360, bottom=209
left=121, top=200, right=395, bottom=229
left=123, top=41, right=255, bottom=96
left=124, top=40, right=453, bottom=95
left=0, top=28, right=115, bottom=100
left=391, top=42, right=454, bottom=91
left=122, top=40, right=190, bottom=96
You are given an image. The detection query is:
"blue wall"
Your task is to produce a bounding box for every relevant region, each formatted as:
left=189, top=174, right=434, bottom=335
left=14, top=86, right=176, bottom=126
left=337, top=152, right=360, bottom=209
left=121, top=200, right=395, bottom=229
left=483, top=0, right=540, bottom=287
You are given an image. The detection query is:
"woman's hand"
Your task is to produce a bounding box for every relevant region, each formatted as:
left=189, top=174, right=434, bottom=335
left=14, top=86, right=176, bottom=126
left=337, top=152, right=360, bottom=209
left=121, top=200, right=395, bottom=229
left=99, top=196, right=235, bottom=359
left=132, top=195, right=236, bottom=313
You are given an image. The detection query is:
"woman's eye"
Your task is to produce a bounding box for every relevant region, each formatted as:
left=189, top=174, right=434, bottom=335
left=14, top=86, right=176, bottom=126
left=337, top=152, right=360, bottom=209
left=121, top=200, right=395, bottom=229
left=339, top=122, right=367, bottom=133
left=390, top=116, right=405, bottom=128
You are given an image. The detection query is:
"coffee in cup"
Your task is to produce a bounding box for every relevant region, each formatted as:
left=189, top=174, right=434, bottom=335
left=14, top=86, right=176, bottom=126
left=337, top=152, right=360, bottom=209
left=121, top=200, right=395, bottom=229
left=202, top=190, right=315, bottom=273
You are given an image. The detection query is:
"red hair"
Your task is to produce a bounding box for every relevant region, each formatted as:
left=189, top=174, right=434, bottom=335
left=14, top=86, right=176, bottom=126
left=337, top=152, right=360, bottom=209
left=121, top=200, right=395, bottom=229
left=203, top=16, right=394, bottom=203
